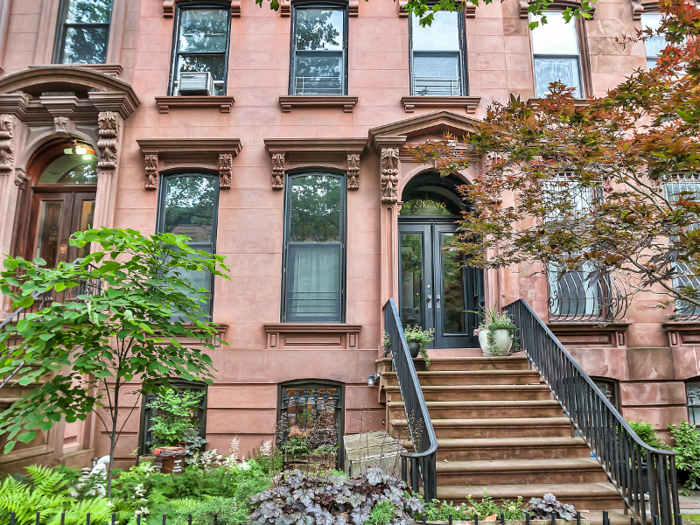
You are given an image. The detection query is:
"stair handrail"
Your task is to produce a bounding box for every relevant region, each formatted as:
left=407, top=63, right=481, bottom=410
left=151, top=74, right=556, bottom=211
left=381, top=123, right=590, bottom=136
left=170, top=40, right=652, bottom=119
left=383, top=298, right=438, bottom=501
left=504, top=298, right=681, bottom=525
left=0, top=259, right=102, bottom=389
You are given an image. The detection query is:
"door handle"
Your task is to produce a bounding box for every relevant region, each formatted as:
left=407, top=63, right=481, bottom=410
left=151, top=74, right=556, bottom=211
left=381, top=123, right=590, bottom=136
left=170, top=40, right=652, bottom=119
left=436, top=295, right=441, bottom=309
left=426, top=295, right=432, bottom=309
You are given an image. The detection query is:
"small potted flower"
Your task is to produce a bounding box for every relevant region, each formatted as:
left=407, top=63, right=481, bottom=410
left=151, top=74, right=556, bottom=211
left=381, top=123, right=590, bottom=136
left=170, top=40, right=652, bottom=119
left=403, top=325, right=434, bottom=365
left=473, top=306, right=518, bottom=357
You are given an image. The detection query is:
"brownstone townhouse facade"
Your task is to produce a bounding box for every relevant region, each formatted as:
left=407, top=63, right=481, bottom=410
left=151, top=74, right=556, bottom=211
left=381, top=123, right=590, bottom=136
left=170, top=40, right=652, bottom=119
left=0, top=0, right=696, bottom=479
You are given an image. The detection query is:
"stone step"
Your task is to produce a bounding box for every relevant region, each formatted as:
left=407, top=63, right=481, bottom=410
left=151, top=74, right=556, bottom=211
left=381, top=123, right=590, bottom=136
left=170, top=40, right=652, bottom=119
left=413, top=355, right=531, bottom=372
left=436, top=436, right=591, bottom=461
left=384, top=384, right=552, bottom=402
left=390, top=417, right=574, bottom=439
left=388, top=400, right=563, bottom=419
left=436, top=458, right=609, bottom=485
left=437, top=482, right=626, bottom=510
left=383, top=370, right=543, bottom=387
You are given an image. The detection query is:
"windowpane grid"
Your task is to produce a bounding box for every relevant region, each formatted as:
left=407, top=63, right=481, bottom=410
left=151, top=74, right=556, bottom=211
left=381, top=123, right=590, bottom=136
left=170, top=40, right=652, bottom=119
left=641, top=13, right=666, bottom=68
left=410, top=11, right=464, bottom=96
left=56, top=0, right=113, bottom=64
left=292, top=7, right=346, bottom=95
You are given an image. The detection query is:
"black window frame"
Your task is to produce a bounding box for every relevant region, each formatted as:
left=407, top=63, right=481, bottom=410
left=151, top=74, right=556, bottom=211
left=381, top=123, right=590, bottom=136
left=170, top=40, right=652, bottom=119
left=530, top=10, right=587, bottom=99
left=168, top=2, right=232, bottom=96
left=156, top=171, right=220, bottom=320
left=138, top=379, right=208, bottom=456
left=289, top=1, right=349, bottom=96
left=640, top=11, right=664, bottom=69
left=277, top=379, right=345, bottom=468
left=281, top=170, right=347, bottom=323
left=408, top=8, right=468, bottom=96
left=592, top=377, right=620, bottom=411
left=686, top=379, right=700, bottom=427
left=53, top=0, right=114, bottom=64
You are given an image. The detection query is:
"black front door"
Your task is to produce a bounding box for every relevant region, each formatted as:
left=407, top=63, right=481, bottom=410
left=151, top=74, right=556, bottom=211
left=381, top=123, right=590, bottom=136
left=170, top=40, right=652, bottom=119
left=398, top=220, right=483, bottom=348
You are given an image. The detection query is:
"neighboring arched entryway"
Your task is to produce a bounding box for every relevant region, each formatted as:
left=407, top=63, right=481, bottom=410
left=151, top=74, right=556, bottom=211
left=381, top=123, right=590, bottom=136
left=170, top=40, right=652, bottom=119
left=13, top=139, right=98, bottom=267
left=398, top=172, right=484, bottom=349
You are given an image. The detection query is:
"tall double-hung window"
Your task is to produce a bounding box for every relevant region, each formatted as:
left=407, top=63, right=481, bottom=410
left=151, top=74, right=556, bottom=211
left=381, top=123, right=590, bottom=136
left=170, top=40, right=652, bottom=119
left=290, top=4, right=348, bottom=96
left=54, top=0, right=113, bottom=64
left=530, top=12, right=584, bottom=98
left=410, top=10, right=466, bottom=96
left=157, top=173, right=219, bottom=319
left=283, top=173, right=345, bottom=322
left=169, top=5, right=231, bottom=95
left=641, top=13, right=666, bottom=69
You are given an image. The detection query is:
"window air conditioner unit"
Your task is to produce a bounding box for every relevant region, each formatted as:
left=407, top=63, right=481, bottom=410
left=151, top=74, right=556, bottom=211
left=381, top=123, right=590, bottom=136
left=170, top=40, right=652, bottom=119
left=178, top=72, right=215, bottom=96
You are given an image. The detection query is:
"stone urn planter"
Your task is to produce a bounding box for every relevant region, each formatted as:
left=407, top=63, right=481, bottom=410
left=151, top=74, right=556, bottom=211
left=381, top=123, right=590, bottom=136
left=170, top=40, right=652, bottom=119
left=408, top=341, right=421, bottom=358
left=478, top=328, right=513, bottom=356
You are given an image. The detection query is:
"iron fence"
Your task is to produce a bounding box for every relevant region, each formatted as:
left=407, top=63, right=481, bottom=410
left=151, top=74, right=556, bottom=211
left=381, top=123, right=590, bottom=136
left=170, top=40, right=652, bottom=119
left=383, top=297, right=437, bottom=502
left=505, top=298, right=681, bottom=525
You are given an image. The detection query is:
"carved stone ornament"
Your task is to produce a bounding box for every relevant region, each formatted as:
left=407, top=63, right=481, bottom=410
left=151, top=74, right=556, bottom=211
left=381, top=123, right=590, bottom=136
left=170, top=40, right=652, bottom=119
left=347, top=153, right=360, bottom=190
left=97, top=111, right=119, bottom=170
left=53, top=116, right=70, bottom=134
left=145, top=154, right=159, bottom=190
left=219, top=153, right=232, bottom=189
left=14, top=167, right=27, bottom=189
left=272, top=153, right=285, bottom=190
left=380, top=148, right=399, bottom=204
left=0, top=114, right=15, bottom=173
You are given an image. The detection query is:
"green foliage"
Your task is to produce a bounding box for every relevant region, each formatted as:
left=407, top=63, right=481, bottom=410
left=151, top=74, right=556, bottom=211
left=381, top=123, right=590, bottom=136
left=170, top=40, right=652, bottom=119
left=281, top=435, right=312, bottom=458
left=148, top=388, right=205, bottom=448
left=627, top=420, right=672, bottom=450
left=172, top=497, right=240, bottom=525
left=403, top=325, right=434, bottom=367
left=669, top=422, right=700, bottom=489
left=473, top=306, right=519, bottom=355
left=366, top=500, right=396, bottom=525
left=420, top=492, right=525, bottom=521
left=0, top=228, right=230, bottom=493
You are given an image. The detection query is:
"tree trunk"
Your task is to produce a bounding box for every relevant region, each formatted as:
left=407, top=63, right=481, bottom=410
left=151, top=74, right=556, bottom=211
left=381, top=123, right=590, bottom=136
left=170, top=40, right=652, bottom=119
left=106, top=381, right=120, bottom=497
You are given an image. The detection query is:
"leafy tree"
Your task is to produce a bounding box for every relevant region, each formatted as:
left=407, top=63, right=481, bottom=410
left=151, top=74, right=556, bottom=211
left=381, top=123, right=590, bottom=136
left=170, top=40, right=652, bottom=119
left=0, top=228, right=230, bottom=494
left=410, top=0, right=700, bottom=315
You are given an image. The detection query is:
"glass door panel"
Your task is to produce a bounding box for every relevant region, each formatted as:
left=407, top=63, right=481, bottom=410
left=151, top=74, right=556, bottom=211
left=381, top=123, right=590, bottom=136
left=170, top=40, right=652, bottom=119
left=399, top=230, right=430, bottom=330
left=71, top=196, right=95, bottom=260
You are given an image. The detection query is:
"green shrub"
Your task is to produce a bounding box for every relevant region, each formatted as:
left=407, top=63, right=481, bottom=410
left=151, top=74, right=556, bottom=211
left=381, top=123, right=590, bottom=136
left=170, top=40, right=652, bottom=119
left=670, top=421, right=700, bottom=489
left=366, top=500, right=396, bottom=525
left=627, top=420, right=671, bottom=450
left=148, top=389, right=205, bottom=449
left=172, top=497, right=240, bottom=525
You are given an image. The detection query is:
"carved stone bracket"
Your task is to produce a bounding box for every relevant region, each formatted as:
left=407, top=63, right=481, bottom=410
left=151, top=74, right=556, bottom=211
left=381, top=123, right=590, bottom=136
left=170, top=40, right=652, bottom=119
left=347, top=153, right=360, bottom=190
left=136, top=138, right=242, bottom=191
left=631, top=0, right=658, bottom=19
left=219, top=153, right=232, bottom=189
left=272, top=153, right=285, bottom=190
left=164, top=0, right=240, bottom=17
left=380, top=148, right=399, bottom=204
left=53, top=116, right=70, bottom=134
left=97, top=111, right=119, bottom=171
left=0, top=114, right=15, bottom=173
left=145, top=154, right=159, bottom=190
left=264, top=138, right=367, bottom=191
left=14, top=167, right=27, bottom=189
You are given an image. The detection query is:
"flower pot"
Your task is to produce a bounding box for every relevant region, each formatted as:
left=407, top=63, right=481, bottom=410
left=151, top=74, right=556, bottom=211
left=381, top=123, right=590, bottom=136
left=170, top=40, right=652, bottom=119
left=479, top=329, right=513, bottom=356
left=408, top=341, right=421, bottom=358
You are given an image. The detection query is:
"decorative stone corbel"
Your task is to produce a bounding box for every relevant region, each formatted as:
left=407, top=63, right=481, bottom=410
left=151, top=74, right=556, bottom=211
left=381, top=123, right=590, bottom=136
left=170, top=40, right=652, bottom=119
left=53, top=116, right=70, bottom=134
left=0, top=114, right=15, bottom=173
left=219, top=153, right=232, bottom=189
left=97, top=111, right=119, bottom=171
left=347, top=153, right=360, bottom=190
left=380, top=148, right=399, bottom=204
left=145, top=154, right=159, bottom=190
left=14, top=167, right=27, bottom=189
left=272, top=153, right=285, bottom=190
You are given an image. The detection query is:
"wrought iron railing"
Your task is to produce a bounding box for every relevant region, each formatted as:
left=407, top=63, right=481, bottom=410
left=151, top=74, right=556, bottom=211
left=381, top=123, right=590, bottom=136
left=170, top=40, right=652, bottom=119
left=547, top=267, right=628, bottom=322
left=384, top=298, right=437, bottom=501
left=0, top=259, right=102, bottom=389
left=505, top=298, right=681, bottom=525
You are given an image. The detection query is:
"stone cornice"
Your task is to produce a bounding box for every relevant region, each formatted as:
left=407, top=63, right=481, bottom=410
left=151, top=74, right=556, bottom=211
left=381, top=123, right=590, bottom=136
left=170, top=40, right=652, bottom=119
left=163, top=0, right=241, bottom=17
left=263, top=138, right=367, bottom=155
left=154, top=96, right=235, bottom=114
left=520, top=0, right=596, bottom=18
left=398, top=0, right=475, bottom=17
left=263, top=323, right=362, bottom=349
left=401, top=96, right=481, bottom=115
left=278, top=95, right=358, bottom=113
left=279, top=0, right=358, bottom=16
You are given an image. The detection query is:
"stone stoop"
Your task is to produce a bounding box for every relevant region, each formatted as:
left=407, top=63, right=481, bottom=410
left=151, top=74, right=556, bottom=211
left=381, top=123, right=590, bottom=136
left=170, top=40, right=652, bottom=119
left=379, top=353, right=628, bottom=522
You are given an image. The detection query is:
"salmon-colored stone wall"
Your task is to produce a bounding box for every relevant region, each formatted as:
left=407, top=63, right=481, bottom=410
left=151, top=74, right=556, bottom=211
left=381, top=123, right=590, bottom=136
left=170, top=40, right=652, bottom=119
left=0, top=0, right=693, bottom=467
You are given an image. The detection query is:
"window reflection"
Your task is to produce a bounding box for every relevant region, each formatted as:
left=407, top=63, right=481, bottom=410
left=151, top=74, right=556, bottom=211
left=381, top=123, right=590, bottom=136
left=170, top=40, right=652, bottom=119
left=56, top=0, right=113, bottom=64
left=410, top=11, right=463, bottom=96
left=641, top=13, right=666, bottom=69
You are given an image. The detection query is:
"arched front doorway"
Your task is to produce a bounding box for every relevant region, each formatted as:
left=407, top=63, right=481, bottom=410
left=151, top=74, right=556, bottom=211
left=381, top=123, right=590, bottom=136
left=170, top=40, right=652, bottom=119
left=14, top=139, right=97, bottom=267
left=398, top=173, right=484, bottom=348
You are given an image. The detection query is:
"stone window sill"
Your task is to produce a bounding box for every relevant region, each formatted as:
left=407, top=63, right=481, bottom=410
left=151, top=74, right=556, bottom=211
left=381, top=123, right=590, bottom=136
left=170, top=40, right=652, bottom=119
left=279, top=95, right=358, bottom=113
left=155, top=96, right=235, bottom=114
left=29, top=63, right=123, bottom=76
left=401, top=96, right=481, bottom=114
left=264, top=323, right=362, bottom=349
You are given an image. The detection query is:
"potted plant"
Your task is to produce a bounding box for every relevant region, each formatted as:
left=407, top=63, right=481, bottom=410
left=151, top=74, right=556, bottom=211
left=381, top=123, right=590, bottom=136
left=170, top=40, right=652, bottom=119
left=473, top=306, right=518, bottom=357
left=403, top=325, right=434, bottom=365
